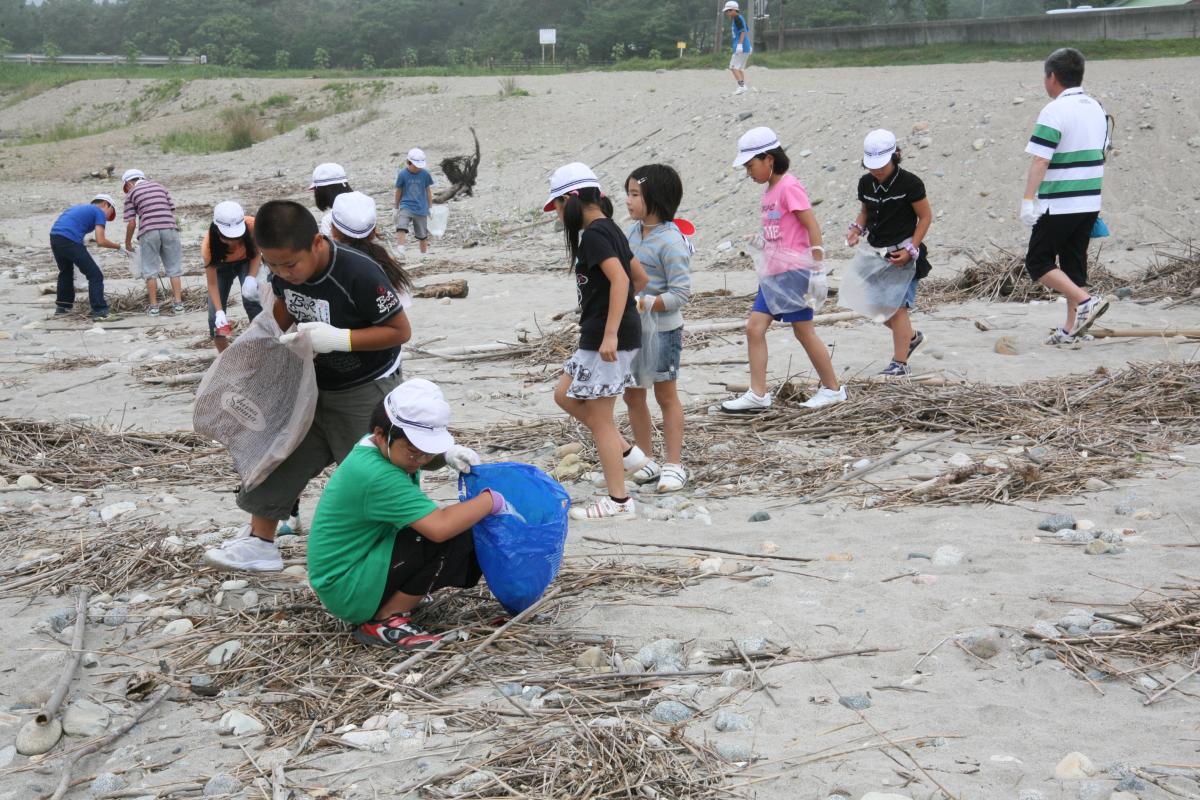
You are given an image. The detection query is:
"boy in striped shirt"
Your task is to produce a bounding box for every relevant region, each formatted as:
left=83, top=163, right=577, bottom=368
left=122, top=168, right=186, bottom=316
left=1019, top=48, right=1110, bottom=345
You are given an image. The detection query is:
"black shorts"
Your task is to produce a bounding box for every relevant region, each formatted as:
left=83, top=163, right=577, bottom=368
left=379, top=528, right=482, bottom=609
left=1024, top=211, right=1098, bottom=286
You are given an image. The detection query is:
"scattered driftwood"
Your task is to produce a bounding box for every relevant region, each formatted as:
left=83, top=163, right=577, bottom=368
left=413, top=279, right=469, bottom=299
left=1091, top=327, right=1200, bottom=339
left=433, top=127, right=481, bottom=203
left=38, top=588, right=90, bottom=725
left=140, top=371, right=206, bottom=386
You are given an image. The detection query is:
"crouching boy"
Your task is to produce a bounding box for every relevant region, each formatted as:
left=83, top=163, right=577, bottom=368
left=307, top=379, right=503, bottom=650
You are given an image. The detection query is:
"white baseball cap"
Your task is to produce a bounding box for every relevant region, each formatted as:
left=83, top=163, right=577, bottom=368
left=383, top=379, right=455, bottom=454
left=863, top=129, right=898, bottom=169
left=330, top=191, right=377, bottom=239
left=308, top=162, right=349, bottom=190
left=92, top=193, right=116, bottom=207
left=406, top=148, right=427, bottom=168
left=733, top=127, right=782, bottom=167
left=213, top=201, right=247, bottom=238
left=543, top=162, right=601, bottom=212
left=121, top=168, right=145, bottom=184
left=724, top=1, right=740, bottom=11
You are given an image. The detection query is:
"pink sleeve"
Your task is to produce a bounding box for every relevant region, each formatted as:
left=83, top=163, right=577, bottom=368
left=780, top=178, right=812, bottom=214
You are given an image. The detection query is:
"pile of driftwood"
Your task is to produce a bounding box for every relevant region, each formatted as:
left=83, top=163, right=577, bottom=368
left=433, top=127, right=481, bottom=204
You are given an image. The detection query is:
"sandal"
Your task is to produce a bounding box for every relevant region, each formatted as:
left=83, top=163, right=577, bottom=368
left=656, top=464, right=688, bottom=493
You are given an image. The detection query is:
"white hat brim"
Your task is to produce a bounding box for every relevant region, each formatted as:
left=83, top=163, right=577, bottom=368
left=402, top=424, right=454, bottom=455
left=863, top=148, right=895, bottom=169
left=216, top=220, right=246, bottom=238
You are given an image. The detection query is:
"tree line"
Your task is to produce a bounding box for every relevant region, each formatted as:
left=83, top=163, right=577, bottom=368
left=1, top=0, right=1078, bottom=69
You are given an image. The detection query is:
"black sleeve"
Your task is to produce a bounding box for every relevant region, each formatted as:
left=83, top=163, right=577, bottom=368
left=906, top=173, right=927, bottom=204
left=578, top=227, right=621, bottom=271
left=856, top=174, right=870, bottom=204
left=345, top=257, right=404, bottom=326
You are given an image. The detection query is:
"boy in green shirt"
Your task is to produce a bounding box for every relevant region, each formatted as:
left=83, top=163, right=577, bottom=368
left=308, top=378, right=505, bottom=649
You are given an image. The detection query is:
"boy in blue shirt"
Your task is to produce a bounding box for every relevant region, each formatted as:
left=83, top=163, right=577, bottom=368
left=393, top=147, right=435, bottom=259
left=724, top=0, right=752, bottom=95
left=49, top=194, right=124, bottom=320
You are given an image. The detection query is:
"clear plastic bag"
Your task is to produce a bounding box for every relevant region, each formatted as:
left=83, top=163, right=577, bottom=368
left=428, top=204, right=449, bottom=238
left=748, top=235, right=828, bottom=315
left=193, top=309, right=317, bottom=491
left=838, top=244, right=918, bottom=323
left=631, top=301, right=661, bottom=388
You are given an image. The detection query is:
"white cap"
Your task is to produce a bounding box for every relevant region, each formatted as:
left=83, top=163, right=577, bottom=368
left=308, top=162, right=349, bottom=190
left=863, top=129, right=898, bottom=169
left=121, top=168, right=145, bottom=184
left=724, top=1, right=740, bottom=10
left=733, top=127, right=782, bottom=167
left=543, top=162, right=601, bottom=212
left=383, top=379, right=454, bottom=454
left=213, top=201, right=247, bottom=238
left=92, top=193, right=116, bottom=207
left=406, top=148, right=427, bottom=168
left=330, top=191, right=377, bottom=239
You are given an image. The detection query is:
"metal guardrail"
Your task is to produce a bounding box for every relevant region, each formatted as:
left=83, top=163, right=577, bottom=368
left=2, top=53, right=204, bottom=66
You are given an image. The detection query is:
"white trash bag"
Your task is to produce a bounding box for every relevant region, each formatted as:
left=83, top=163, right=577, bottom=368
left=428, top=204, right=449, bottom=238
left=193, top=309, right=317, bottom=491
left=631, top=300, right=662, bottom=388
left=839, top=244, right=917, bottom=323
left=748, top=235, right=828, bottom=316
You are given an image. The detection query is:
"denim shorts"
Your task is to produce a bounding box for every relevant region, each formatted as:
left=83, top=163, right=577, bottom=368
left=632, top=327, right=684, bottom=387
left=751, top=287, right=814, bottom=322
left=903, top=278, right=918, bottom=310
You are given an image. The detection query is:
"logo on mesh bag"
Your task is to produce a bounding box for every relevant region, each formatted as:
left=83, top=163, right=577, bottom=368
left=220, top=391, right=267, bottom=431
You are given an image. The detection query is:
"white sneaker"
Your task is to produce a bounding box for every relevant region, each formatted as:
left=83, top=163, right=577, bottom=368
left=203, top=532, right=284, bottom=572
left=1070, top=296, right=1109, bottom=338
left=720, top=390, right=771, bottom=414
left=622, top=445, right=651, bottom=478
left=656, top=464, right=687, bottom=493
left=569, top=496, right=636, bottom=521
left=630, top=458, right=661, bottom=485
left=801, top=385, right=847, bottom=409
left=733, top=85, right=748, bottom=95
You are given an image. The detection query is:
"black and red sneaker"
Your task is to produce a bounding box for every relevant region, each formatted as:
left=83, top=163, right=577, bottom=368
left=354, top=614, right=443, bottom=650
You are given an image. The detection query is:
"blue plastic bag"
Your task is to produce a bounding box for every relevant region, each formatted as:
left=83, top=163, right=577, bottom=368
left=458, top=463, right=571, bottom=614
left=1090, top=216, right=1110, bottom=238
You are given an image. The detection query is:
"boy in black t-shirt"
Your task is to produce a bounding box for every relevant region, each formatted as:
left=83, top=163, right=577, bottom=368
left=847, top=130, right=933, bottom=377
left=203, top=200, right=480, bottom=573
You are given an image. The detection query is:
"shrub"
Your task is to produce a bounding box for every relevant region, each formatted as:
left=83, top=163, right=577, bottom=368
left=313, top=47, right=330, bottom=69
left=274, top=49, right=290, bottom=69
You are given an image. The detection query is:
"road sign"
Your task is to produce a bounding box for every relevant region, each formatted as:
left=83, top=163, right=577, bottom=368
left=539, top=29, right=556, bottom=45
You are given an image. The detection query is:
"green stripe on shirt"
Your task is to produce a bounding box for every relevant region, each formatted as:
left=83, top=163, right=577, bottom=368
left=1038, top=177, right=1104, bottom=196
left=1032, top=124, right=1062, bottom=144
left=1049, top=149, right=1105, bottom=165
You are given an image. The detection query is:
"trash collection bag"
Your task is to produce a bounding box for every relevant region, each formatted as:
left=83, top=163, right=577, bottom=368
left=838, top=244, right=918, bottom=323
left=193, top=309, right=317, bottom=491
left=459, top=463, right=571, bottom=614
left=1090, top=216, right=1109, bottom=238
left=428, top=204, right=449, bottom=238
left=631, top=301, right=662, bottom=388
left=748, top=235, right=828, bottom=315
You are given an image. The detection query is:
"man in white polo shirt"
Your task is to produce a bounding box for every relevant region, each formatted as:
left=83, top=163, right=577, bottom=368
left=1020, top=47, right=1110, bottom=345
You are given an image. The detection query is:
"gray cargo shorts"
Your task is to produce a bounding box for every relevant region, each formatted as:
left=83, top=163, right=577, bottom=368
left=138, top=228, right=183, bottom=279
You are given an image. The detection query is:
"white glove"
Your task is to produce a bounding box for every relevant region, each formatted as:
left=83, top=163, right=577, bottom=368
left=279, top=321, right=352, bottom=353
left=214, top=310, right=229, bottom=329
left=241, top=274, right=259, bottom=302
left=444, top=444, right=482, bottom=473
left=119, top=244, right=133, bottom=258
left=1020, top=199, right=1042, bottom=227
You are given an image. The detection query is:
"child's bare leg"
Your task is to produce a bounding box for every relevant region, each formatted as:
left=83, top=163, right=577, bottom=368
left=885, top=307, right=914, bottom=363
left=396, top=230, right=408, bottom=249
left=654, top=380, right=684, bottom=464
left=554, top=374, right=588, bottom=423
left=376, top=590, right=424, bottom=620
left=580, top=396, right=627, bottom=498
left=1038, top=268, right=1089, bottom=330
left=419, top=238, right=429, bottom=254
left=146, top=278, right=158, bottom=306
left=170, top=276, right=183, bottom=304
left=623, top=387, right=653, bottom=455
left=249, top=513, right=278, bottom=543
left=792, top=321, right=839, bottom=390
left=746, top=312, right=772, bottom=396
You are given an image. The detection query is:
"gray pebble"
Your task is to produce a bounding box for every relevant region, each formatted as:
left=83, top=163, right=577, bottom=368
left=736, top=636, right=768, bottom=654
left=1115, top=774, right=1147, bottom=792
left=714, top=709, right=753, bottom=732
left=102, top=606, right=129, bottom=627
left=737, top=111, right=753, bottom=121
left=956, top=627, right=1002, bottom=660
left=1098, top=530, right=1125, bottom=544
left=715, top=740, right=752, bottom=762
left=823, top=164, right=837, bottom=172
left=650, top=700, right=693, bottom=724
left=748, top=511, right=770, bottom=522
left=1058, top=529, right=1095, bottom=543
left=1084, top=477, right=1110, bottom=492
left=90, top=772, right=126, bottom=795
left=750, top=575, right=774, bottom=588
left=203, top=773, right=242, bottom=797
left=1018, top=791, right=1046, bottom=800
left=1060, top=609, right=1094, bottom=630
left=189, top=675, right=219, bottom=697
left=837, top=693, right=872, bottom=710
left=1085, top=668, right=1108, bottom=682
left=721, top=669, right=752, bottom=688
left=1038, top=513, right=1075, bottom=532
left=636, top=639, right=684, bottom=672
left=498, top=682, right=523, bottom=697
left=1025, top=648, right=1049, bottom=664
left=1088, top=621, right=1117, bottom=634
left=46, top=607, right=77, bottom=634
left=1115, top=286, right=1133, bottom=299
left=907, top=552, right=931, bottom=560
left=1077, top=780, right=1110, bottom=800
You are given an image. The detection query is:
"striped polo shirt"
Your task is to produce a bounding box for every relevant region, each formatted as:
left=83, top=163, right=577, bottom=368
left=122, top=180, right=178, bottom=237
left=1025, top=87, right=1107, bottom=215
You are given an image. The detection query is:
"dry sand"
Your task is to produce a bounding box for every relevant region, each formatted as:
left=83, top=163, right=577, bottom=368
left=0, top=60, right=1199, bottom=799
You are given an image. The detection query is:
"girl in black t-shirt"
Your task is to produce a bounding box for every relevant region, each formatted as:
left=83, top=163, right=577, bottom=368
left=847, top=129, right=933, bottom=377
left=543, top=162, right=650, bottom=521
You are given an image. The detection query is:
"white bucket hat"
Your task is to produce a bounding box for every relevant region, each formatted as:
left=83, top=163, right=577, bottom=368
left=733, top=127, right=782, bottom=167
left=330, top=191, right=377, bottom=239
left=543, top=162, right=602, bottom=212
left=863, top=129, right=898, bottom=169
left=308, top=162, right=349, bottom=190
left=383, top=379, right=455, bottom=454
left=406, top=147, right=427, bottom=168
left=213, top=201, right=247, bottom=238
left=92, top=193, right=116, bottom=207
left=121, top=168, right=145, bottom=185
left=724, top=1, right=740, bottom=11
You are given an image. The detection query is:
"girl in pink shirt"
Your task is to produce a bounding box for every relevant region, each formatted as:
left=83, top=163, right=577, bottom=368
left=721, top=127, right=845, bottom=413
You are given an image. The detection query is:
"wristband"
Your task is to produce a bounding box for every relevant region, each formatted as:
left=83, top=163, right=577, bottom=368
left=904, top=243, right=920, bottom=262
left=486, top=489, right=505, bottom=514
left=346, top=330, right=352, bottom=352
left=811, top=245, right=825, bottom=255
left=847, top=222, right=865, bottom=234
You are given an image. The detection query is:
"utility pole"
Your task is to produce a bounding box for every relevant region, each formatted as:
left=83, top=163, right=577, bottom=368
left=777, top=0, right=784, bottom=51
left=715, top=0, right=723, bottom=54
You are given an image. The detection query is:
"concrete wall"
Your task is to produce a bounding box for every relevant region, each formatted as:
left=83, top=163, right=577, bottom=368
left=763, top=6, right=1200, bottom=51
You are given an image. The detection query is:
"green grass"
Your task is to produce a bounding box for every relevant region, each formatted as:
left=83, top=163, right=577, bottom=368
left=7, top=120, right=119, bottom=146
left=160, top=105, right=267, bottom=154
